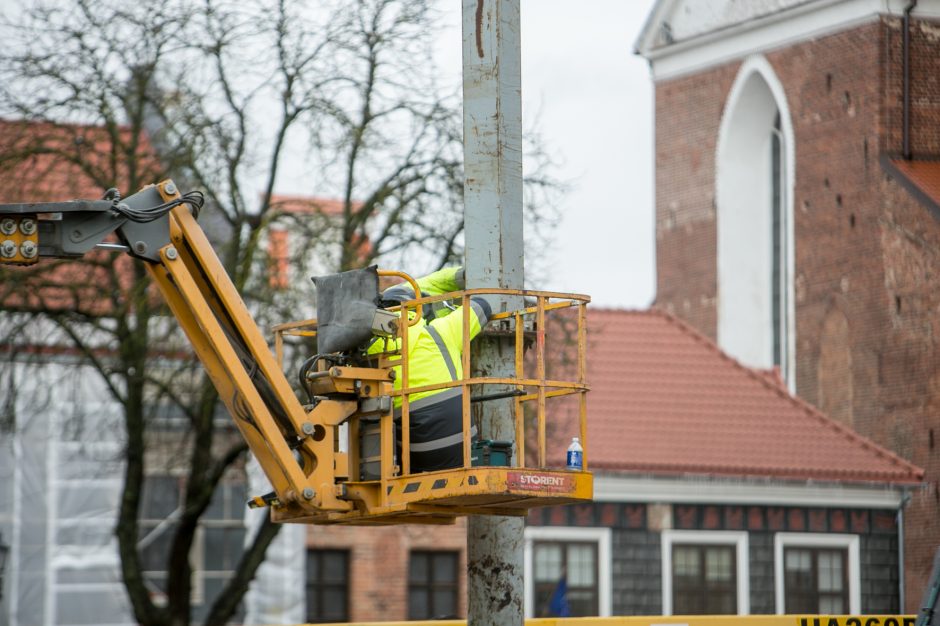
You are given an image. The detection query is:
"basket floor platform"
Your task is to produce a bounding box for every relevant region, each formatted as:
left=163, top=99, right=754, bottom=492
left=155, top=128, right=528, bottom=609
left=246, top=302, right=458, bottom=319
left=270, top=467, right=593, bottom=525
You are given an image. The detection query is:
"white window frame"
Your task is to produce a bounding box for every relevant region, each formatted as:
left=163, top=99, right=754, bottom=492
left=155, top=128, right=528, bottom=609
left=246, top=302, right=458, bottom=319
left=661, top=529, right=750, bottom=615
left=523, top=526, right=611, bottom=618
left=774, top=532, right=860, bottom=614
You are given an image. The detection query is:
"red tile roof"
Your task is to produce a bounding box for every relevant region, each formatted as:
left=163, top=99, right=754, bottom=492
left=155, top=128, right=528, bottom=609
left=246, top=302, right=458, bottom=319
left=575, top=308, right=923, bottom=485
left=269, top=195, right=349, bottom=216
left=0, top=119, right=160, bottom=314
left=265, top=195, right=372, bottom=288
left=0, top=118, right=161, bottom=201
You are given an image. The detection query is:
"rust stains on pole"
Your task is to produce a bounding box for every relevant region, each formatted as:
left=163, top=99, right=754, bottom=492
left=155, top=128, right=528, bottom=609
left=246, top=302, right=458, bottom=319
left=462, top=1, right=525, bottom=625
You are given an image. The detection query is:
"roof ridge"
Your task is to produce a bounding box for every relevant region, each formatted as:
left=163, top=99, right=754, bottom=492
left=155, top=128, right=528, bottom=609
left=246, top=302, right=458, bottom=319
left=588, top=306, right=649, bottom=313
left=0, top=117, right=138, bottom=134
left=269, top=194, right=344, bottom=202
left=647, top=307, right=924, bottom=481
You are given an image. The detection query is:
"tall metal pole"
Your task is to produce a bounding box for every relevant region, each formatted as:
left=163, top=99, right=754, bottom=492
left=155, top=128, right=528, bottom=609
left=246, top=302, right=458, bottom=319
left=462, top=1, right=525, bottom=625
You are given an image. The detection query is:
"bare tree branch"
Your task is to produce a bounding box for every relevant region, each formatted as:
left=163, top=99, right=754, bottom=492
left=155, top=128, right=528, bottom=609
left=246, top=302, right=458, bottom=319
left=0, top=2, right=562, bottom=626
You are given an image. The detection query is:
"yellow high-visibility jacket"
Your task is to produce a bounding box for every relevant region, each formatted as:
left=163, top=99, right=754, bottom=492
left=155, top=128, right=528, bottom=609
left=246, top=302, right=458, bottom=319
left=369, top=267, right=493, bottom=471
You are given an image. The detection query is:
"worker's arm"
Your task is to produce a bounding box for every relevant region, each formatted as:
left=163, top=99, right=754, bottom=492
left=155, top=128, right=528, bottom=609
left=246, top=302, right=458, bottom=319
left=416, top=266, right=464, bottom=296
left=428, top=292, right=495, bottom=349
left=382, top=266, right=464, bottom=301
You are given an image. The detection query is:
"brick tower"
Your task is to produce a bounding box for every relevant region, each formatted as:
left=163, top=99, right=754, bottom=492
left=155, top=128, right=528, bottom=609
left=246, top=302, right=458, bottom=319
left=637, top=0, right=940, bottom=609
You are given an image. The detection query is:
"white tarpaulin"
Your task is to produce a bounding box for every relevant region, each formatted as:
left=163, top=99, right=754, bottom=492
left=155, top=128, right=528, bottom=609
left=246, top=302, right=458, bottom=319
left=1, top=354, right=305, bottom=626
left=243, top=458, right=306, bottom=625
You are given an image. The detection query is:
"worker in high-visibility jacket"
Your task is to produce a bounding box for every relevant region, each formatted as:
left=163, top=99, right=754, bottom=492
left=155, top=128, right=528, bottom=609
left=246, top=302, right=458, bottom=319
left=369, top=266, right=494, bottom=472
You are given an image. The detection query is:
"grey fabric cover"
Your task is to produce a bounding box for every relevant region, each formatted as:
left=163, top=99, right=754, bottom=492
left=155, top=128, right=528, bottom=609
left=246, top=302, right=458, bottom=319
left=312, top=265, right=380, bottom=354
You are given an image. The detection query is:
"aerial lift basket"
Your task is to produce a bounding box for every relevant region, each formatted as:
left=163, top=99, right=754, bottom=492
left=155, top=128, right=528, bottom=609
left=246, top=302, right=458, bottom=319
left=272, top=279, right=593, bottom=525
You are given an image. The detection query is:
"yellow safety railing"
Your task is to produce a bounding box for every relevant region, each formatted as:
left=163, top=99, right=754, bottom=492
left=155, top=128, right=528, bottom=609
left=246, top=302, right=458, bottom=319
left=273, top=284, right=590, bottom=482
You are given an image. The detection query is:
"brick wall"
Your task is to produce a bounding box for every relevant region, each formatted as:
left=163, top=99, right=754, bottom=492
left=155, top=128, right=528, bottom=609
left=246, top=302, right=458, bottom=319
left=653, top=63, right=739, bottom=336
left=773, top=17, right=939, bottom=609
left=881, top=16, right=940, bottom=156
left=877, top=168, right=940, bottom=608
left=766, top=21, right=887, bottom=430
left=653, top=16, right=940, bottom=611
left=305, top=520, right=468, bottom=622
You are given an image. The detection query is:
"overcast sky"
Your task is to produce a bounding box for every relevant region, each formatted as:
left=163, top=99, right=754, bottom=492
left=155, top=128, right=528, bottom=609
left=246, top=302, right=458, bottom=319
left=434, top=0, right=659, bottom=308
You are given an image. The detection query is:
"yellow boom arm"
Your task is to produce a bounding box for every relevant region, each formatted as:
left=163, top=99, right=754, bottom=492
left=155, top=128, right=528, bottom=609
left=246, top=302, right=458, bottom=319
left=0, top=180, right=593, bottom=525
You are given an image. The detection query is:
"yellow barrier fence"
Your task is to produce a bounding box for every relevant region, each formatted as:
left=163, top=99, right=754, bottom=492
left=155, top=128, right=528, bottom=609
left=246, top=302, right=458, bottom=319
left=303, top=617, right=916, bottom=626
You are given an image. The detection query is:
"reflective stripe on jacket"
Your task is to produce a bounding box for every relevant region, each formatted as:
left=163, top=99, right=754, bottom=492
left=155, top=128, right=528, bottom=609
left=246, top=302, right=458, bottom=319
left=369, top=294, right=492, bottom=407
left=368, top=270, right=492, bottom=470
left=381, top=266, right=466, bottom=321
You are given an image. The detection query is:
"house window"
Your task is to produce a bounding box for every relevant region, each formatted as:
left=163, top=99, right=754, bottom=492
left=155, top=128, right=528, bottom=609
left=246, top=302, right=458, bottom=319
left=774, top=533, right=860, bottom=614
left=784, top=547, right=848, bottom=613
left=524, top=526, right=612, bottom=618
left=661, top=530, right=749, bottom=615
left=306, top=549, right=350, bottom=623
left=672, top=544, right=737, bottom=614
left=532, top=541, right=598, bottom=616
left=408, top=551, right=459, bottom=620
left=138, top=475, right=247, bottom=621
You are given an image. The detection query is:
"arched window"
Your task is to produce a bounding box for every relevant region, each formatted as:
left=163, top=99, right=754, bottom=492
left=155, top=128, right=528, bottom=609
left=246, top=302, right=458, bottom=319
left=716, top=57, right=795, bottom=387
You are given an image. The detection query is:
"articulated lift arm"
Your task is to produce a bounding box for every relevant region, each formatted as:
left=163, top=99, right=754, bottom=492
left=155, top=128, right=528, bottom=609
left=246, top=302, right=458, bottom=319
left=1, top=180, right=357, bottom=515
left=1, top=180, right=592, bottom=525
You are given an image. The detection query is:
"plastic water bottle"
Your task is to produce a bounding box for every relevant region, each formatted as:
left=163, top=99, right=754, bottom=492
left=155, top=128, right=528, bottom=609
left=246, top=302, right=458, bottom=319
left=566, top=437, right=583, bottom=470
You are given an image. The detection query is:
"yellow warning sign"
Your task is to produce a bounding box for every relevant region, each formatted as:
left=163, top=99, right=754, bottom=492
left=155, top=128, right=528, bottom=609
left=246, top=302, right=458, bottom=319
left=796, top=618, right=915, bottom=626
left=361, top=616, right=917, bottom=626
left=522, top=616, right=917, bottom=626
